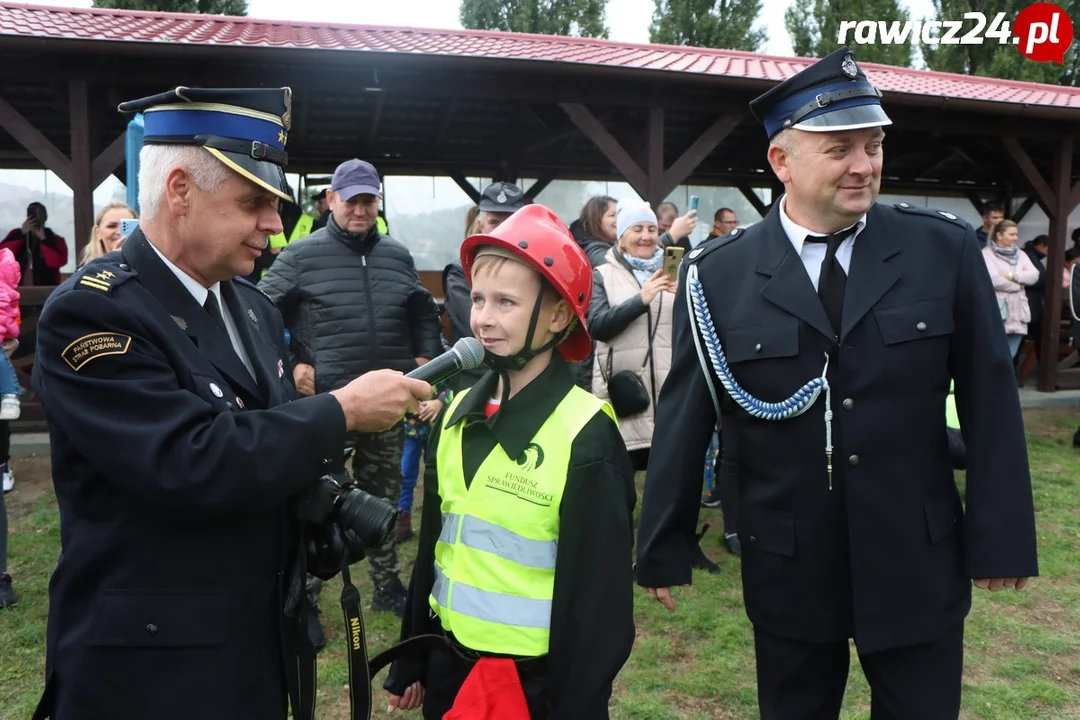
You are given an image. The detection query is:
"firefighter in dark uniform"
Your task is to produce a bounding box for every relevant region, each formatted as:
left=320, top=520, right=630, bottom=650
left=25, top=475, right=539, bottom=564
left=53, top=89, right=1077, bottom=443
left=636, top=47, right=1038, bottom=719
left=30, top=87, right=430, bottom=720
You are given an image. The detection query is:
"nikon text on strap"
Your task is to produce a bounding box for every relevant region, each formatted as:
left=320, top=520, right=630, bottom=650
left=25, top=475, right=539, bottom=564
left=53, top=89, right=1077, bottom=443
left=340, top=563, right=372, bottom=720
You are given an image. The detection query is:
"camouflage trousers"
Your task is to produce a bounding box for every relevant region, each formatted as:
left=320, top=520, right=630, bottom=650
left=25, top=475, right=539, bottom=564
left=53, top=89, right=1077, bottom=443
left=348, top=423, right=405, bottom=591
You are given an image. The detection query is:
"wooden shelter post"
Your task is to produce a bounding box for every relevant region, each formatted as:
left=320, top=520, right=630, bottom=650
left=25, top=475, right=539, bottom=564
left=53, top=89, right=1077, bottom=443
left=1042, top=137, right=1074, bottom=391
left=1001, top=136, right=1079, bottom=391
left=70, top=79, right=93, bottom=261
left=559, top=103, right=744, bottom=209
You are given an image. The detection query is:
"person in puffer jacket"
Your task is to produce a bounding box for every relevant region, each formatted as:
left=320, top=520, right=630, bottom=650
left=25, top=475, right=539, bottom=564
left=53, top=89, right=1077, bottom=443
left=0, top=248, right=20, bottom=420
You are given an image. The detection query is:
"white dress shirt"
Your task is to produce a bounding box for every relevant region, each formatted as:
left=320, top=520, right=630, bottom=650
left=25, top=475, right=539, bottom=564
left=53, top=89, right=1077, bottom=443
left=778, top=195, right=868, bottom=292
left=147, top=241, right=256, bottom=379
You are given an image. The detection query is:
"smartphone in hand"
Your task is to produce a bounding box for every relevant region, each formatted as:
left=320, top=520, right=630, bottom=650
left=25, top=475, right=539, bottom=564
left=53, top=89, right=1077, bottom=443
left=662, top=245, right=685, bottom=280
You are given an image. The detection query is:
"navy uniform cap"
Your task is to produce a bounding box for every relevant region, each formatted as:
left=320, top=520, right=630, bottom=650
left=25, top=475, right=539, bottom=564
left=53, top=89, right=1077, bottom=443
left=118, top=87, right=294, bottom=203
left=749, top=47, right=891, bottom=139
left=478, top=182, right=526, bottom=213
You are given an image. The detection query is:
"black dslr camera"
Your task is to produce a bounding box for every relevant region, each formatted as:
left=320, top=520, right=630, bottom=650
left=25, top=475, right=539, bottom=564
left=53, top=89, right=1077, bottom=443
left=294, top=472, right=398, bottom=556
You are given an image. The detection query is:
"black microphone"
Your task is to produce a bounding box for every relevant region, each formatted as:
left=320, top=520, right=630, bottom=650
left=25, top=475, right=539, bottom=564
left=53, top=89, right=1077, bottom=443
left=405, top=337, right=486, bottom=387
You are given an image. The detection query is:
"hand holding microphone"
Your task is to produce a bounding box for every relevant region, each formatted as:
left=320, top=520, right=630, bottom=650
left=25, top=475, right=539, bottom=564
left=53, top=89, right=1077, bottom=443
left=329, top=338, right=485, bottom=433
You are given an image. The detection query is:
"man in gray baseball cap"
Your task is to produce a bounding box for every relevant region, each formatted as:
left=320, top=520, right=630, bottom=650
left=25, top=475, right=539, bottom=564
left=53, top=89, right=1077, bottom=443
left=259, top=158, right=443, bottom=634
left=333, top=159, right=382, bottom=199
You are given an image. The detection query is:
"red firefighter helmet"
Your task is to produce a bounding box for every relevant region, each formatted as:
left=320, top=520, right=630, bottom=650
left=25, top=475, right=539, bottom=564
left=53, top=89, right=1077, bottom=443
left=460, top=204, right=593, bottom=363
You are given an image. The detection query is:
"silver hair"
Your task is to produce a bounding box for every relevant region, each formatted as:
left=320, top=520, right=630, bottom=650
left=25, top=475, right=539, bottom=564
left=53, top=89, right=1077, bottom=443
left=137, top=145, right=231, bottom=221
left=770, top=128, right=802, bottom=159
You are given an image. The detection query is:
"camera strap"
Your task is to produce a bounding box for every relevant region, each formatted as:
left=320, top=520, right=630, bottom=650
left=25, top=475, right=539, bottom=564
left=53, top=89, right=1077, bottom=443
left=340, top=563, right=371, bottom=720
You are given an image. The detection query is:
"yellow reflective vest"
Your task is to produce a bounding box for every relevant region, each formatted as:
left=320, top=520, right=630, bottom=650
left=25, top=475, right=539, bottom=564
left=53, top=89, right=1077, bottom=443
left=268, top=213, right=315, bottom=250
left=430, top=385, right=615, bottom=657
left=946, top=380, right=960, bottom=430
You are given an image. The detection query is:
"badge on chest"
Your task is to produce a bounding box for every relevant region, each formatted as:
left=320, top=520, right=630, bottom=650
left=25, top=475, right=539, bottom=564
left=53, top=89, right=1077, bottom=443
left=482, top=443, right=554, bottom=507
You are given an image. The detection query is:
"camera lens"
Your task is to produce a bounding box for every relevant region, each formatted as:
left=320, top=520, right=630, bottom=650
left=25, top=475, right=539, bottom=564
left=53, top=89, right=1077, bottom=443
left=333, top=488, right=397, bottom=549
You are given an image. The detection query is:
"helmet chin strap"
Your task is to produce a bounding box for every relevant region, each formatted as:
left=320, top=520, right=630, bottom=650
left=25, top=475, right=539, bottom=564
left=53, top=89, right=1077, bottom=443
left=484, top=286, right=571, bottom=407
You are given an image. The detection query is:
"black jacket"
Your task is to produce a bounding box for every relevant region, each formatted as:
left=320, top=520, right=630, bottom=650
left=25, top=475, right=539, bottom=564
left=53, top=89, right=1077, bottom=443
left=259, top=217, right=443, bottom=393
left=1022, top=243, right=1048, bottom=326
left=385, top=357, right=637, bottom=718
left=32, top=232, right=348, bottom=720
left=569, top=219, right=614, bottom=269
left=567, top=221, right=614, bottom=391
left=637, top=202, right=1038, bottom=654
left=310, top=210, right=331, bottom=233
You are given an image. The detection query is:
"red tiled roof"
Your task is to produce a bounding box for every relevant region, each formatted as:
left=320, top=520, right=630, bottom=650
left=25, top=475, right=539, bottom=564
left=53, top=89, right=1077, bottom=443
left=3, top=1, right=1080, bottom=109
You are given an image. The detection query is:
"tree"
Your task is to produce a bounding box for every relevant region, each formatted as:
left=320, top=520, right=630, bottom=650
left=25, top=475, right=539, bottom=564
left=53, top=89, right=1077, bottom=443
left=459, top=0, right=608, bottom=38
left=921, top=0, right=1079, bottom=85
left=93, top=0, right=247, bottom=13
left=785, top=0, right=914, bottom=67
left=649, top=0, right=768, bottom=52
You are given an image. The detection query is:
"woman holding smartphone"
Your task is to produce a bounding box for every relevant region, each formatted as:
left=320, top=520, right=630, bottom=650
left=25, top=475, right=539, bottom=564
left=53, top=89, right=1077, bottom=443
left=586, top=199, right=678, bottom=471
left=79, top=202, right=138, bottom=267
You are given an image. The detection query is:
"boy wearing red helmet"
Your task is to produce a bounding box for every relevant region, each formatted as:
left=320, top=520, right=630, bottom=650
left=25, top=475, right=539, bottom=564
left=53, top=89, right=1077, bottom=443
left=384, top=204, right=636, bottom=719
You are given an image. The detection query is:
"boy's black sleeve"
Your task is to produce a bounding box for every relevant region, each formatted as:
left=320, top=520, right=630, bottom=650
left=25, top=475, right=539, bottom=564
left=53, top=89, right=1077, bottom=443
left=547, top=411, right=637, bottom=719
left=383, top=420, right=444, bottom=695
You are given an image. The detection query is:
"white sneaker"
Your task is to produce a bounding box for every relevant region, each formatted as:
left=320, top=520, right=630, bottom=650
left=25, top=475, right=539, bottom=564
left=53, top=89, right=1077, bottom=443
left=1, top=466, right=12, bottom=494
left=0, top=394, right=19, bottom=420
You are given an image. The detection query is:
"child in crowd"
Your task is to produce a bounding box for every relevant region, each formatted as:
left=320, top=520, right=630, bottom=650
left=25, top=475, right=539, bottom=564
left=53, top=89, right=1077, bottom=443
left=0, top=247, right=21, bottom=421
left=384, top=204, right=637, bottom=719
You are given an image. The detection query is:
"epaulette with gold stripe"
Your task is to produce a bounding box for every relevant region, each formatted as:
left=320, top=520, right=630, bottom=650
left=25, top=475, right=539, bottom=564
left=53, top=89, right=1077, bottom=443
left=74, top=265, right=134, bottom=294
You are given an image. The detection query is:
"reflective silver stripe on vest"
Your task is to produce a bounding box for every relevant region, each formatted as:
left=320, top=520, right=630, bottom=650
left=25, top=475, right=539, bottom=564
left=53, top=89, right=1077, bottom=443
left=438, top=513, right=557, bottom=570
left=433, top=564, right=551, bottom=629
left=432, top=562, right=450, bottom=608
left=459, top=515, right=557, bottom=569
left=439, top=513, right=462, bottom=546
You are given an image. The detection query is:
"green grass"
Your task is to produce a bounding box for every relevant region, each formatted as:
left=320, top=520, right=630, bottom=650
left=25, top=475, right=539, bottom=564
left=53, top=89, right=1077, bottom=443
left=3, top=409, right=1080, bottom=719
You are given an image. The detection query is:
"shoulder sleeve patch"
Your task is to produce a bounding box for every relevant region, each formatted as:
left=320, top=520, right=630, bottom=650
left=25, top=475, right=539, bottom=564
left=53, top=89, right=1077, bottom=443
left=62, top=332, right=132, bottom=371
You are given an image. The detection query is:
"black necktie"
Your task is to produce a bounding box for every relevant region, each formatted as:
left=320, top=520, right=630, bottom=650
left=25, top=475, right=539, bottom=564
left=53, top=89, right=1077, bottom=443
left=805, top=226, right=857, bottom=336
left=203, top=291, right=229, bottom=336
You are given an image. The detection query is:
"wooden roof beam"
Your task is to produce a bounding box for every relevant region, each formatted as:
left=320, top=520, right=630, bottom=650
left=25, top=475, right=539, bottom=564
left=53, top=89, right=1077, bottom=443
left=559, top=102, right=649, bottom=200
left=1001, top=137, right=1055, bottom=216
left=660, top=114, right=743, bottom=200
left=524, top=175, right=556, bottom=201
left=0, top=91, right=73, bottom=187
left=447, top=169, right=482, bottom=205
left=92, top=130, right=126, bottom=189
left=737, top=182, right=769, bottom=217
left=1011, top=196, right=1037, bottom=222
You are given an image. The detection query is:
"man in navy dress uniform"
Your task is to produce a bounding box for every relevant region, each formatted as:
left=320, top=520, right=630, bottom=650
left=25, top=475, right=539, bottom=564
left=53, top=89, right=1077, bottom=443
left=636, top=48, right=1038, bottom=718
left=31, top=87, right=430, bottom=720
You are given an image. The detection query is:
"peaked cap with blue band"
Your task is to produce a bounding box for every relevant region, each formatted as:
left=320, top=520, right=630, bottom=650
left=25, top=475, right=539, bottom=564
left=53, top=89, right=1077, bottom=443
left=750, top=47, right=891, bottom=139
left=117, top=87, right=294, bottom=203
